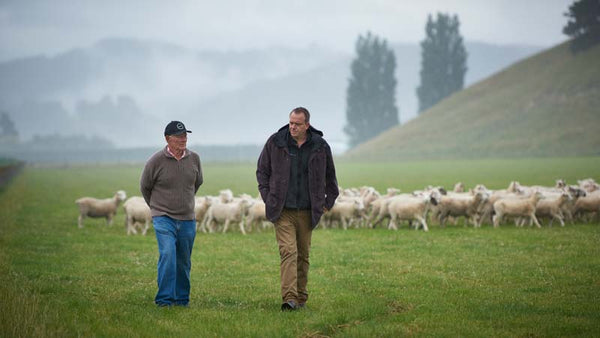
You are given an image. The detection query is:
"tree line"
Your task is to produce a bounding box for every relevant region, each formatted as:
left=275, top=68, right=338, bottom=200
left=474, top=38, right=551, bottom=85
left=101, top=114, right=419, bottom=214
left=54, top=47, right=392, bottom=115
left=345, top=0, right=599, bottom=148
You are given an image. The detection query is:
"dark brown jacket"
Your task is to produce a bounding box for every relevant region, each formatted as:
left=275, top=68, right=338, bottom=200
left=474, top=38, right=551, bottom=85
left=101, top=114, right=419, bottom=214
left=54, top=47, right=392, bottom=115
left=256, top=125, right=339, bottom=228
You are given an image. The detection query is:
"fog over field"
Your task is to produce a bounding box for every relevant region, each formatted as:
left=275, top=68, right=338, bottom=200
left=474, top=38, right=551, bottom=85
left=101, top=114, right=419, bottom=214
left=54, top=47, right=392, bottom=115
left=0, top=0, right=570, bottom=152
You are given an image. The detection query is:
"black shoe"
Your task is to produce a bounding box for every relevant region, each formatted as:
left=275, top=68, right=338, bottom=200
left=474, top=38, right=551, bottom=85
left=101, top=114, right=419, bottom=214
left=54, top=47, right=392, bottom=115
left=281, top=301, right=297, bottom=311
left=297, top=303, right=306, bottom=309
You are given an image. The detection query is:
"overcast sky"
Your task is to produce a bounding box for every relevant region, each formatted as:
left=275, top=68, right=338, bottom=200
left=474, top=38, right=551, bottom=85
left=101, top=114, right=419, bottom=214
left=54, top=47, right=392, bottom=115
left=0, top=0, right=573, bottom=61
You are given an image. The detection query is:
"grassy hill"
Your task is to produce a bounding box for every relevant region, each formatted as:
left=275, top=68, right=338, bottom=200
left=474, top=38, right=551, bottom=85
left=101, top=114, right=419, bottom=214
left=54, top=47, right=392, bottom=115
left=344, top=41, right=600, bottom=160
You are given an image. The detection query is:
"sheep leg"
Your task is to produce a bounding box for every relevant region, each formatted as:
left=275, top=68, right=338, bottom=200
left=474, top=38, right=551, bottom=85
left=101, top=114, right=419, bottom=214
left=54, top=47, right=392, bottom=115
left=142, top=220, right=149, bottom=235
left=222, top=219, right=230, bottom=233
left=342, top=217, right=348, bottom=230
left=493, top=213, right=502, bottom=228
left=239, top=218, right=247, bottom=235
left=78, top=215, right=85, bottom=228
left=388, top=215, right=397, bottom=231
left=417, top=216, right=429, bottom=232
left=530, top=213, right=542, bottom=228
left=555, top=213, right=565, bottom=227
left=439, top=214, right=446, bottom=228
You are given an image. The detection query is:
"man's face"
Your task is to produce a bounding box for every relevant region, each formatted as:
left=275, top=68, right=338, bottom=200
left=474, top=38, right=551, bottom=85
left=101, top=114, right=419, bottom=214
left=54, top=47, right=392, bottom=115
left=289, top=112, right=309, bottom=139
left=166, top=133, right=187, bottom=152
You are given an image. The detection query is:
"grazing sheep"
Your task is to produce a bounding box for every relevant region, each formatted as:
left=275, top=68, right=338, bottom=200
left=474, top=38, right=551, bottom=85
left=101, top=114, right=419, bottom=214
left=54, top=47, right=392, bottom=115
left=368, top=188, right=401, bottom=228
left=533, top=191, right=571, bottom=227
left=194, top=196, right=214, bottom=233
left=75, top=190, right=127, bottom=228
left=322, top=198, right=365, bottom=230
left=122, top=196, right=151, bottom=235
left=561, top=185, right=587, bottom=224
left=360, top=186, right=381, bottom=209
left=578, top=178, right=600, bottom=193
left=573, top=190, right=600, bottom=223
left=245, top=197, right=269, bottom=232
left=453, top=182, right=465, bottom=193
left=476, top=189, right=522, bottom=227
left=219, top=189, right=234, bottom=203
left=435, top=191, right=488, bottom=227
left=204, top=198, right=251, bottom=234
left=493, top=191, right=544, bottom=228
left=385, top=191, right=441, bottom=231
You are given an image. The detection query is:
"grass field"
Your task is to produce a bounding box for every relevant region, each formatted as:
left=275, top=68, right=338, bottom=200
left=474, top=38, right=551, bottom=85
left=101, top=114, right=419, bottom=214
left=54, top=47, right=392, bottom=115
left=1, top=157, right=599, bottom=337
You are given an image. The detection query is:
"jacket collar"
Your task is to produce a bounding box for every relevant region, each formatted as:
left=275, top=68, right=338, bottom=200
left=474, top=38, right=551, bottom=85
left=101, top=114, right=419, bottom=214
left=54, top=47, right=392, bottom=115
left=274, top=124, right=325, bottom=151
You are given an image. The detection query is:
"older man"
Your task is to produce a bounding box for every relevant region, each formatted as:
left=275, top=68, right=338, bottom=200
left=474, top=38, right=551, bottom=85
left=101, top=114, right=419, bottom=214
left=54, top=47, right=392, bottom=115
left=256, top=107, right=339, bottom=311
left=141, top=120, right=203, bottom=307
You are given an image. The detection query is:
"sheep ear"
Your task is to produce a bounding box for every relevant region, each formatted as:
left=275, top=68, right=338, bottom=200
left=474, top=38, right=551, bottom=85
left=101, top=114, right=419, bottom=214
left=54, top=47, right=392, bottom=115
left=430, top=197, right=438, bottom=206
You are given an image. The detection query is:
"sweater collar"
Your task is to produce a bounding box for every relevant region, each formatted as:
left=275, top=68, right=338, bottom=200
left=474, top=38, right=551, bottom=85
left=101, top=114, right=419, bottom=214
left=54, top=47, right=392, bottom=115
left=164, top=146, right=188, bottom=160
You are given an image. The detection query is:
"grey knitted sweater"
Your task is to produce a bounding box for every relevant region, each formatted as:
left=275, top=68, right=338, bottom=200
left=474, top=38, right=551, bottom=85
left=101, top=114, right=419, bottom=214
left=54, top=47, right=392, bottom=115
left=140, top=146, right=203, bottom=220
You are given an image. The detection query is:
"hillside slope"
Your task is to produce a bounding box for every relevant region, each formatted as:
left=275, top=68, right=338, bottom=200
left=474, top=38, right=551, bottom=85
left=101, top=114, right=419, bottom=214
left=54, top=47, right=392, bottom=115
left=344, top=42, right=600, bottom=160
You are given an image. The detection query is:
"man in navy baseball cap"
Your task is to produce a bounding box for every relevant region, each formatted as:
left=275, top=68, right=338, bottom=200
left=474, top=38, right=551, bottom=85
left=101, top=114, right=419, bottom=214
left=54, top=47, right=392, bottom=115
left=164, top=121, right=192, bottom=136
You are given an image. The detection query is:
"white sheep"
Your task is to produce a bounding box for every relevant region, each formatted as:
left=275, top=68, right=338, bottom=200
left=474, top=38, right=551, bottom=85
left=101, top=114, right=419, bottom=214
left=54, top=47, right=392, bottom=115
left=573, top=190, right=600, bottom=223
left=561, top=185, right=587, bottom=224
left=476, top=189, right=522, bottom=227
left=203, top=198, right=251, bottom=234
left=194, top=196, right=214, bottom=233
left=453, top=182, right=465, bottom=193
left=493, top=191, right=544, bottom=228
left=122, top=196, right=151, bottom=235
left=75, top=190, right=126, bottom=228
left=219, top=189, right=234, bottom=203
left=578, top=178, right=600, bottom=193
left=322, top=198, right=365, bottom=230
left=385, top=191, right=441, bottom=231
left=532, top=191, right=571, bottom=227
left=434, top=191, right=488, bottom=227
left=245, top=196, right=270, bottom=232
left=368, top=188, right=402, bottom=228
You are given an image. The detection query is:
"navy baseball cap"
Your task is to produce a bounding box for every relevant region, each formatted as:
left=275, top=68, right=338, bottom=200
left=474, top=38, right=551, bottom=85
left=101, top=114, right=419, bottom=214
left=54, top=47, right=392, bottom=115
left=164, top=121, right=192, bottom=136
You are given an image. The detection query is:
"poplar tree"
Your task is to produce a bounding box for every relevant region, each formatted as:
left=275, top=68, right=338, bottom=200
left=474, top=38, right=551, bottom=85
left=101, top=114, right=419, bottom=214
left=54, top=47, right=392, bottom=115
left=416, top=13, right=467, bottom=114
left=345, top=32, right=398, bottom=148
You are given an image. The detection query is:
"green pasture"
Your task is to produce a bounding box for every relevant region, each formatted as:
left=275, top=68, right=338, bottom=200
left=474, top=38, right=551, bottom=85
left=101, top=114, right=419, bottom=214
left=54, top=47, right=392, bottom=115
left=1, top=157, right=599, bottom=337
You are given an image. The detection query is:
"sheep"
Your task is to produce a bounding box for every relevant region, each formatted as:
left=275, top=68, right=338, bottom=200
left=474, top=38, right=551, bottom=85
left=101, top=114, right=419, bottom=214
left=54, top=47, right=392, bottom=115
left=203, top=198, right=252, bottom=234
left=368, top=188, right=401, bottom=228
left=245, top=196, right=270, bottom=232
left=434, top=191, right=488, bottom=227
left=122, top=196, right=151, bottom=235
left=578, top=178, right=600, bottom=193
left=453, top=182, right=465, bottom=193
left=194, top=196, right=214, bottom=233
left=75, top=190, right=126, bottom=228
left=322, top=198, right=365, bottom=230
left=219, top=189, right=234, bottom=203
left=493, top=191, right=544, bottom=228
left=573, top=190, right=600, bottom=223
left=561, top=185, right=587, bottom=224
left=385, top=191, right=441, bottom=231
left=476, top=189, right=523, bottom=227
left=532, top=191, right=571, bottom=227
left=360, top=186, right=381, bottom=209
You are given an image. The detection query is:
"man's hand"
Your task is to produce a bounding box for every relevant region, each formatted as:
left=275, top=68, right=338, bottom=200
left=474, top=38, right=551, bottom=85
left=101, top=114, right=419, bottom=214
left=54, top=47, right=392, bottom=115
left=323, top=206, right=329, bottom=213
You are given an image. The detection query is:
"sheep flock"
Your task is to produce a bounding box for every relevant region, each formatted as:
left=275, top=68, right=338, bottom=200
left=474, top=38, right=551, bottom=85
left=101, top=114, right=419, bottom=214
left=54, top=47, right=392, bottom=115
left=75, top=178, right=600, bottom=235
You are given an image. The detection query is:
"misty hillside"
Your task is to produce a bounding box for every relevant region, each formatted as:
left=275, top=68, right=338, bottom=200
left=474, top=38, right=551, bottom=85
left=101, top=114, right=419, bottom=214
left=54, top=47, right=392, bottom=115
left=184, top=42, right=541, bottom=149
left=344, top=41, right=600, bottom=160
left=0, top=37, right=540, bottom=149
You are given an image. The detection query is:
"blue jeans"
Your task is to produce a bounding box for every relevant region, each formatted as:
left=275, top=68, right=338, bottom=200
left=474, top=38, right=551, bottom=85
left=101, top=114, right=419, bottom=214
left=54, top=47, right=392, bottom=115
left=152, top=216, right=196, bottom=306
